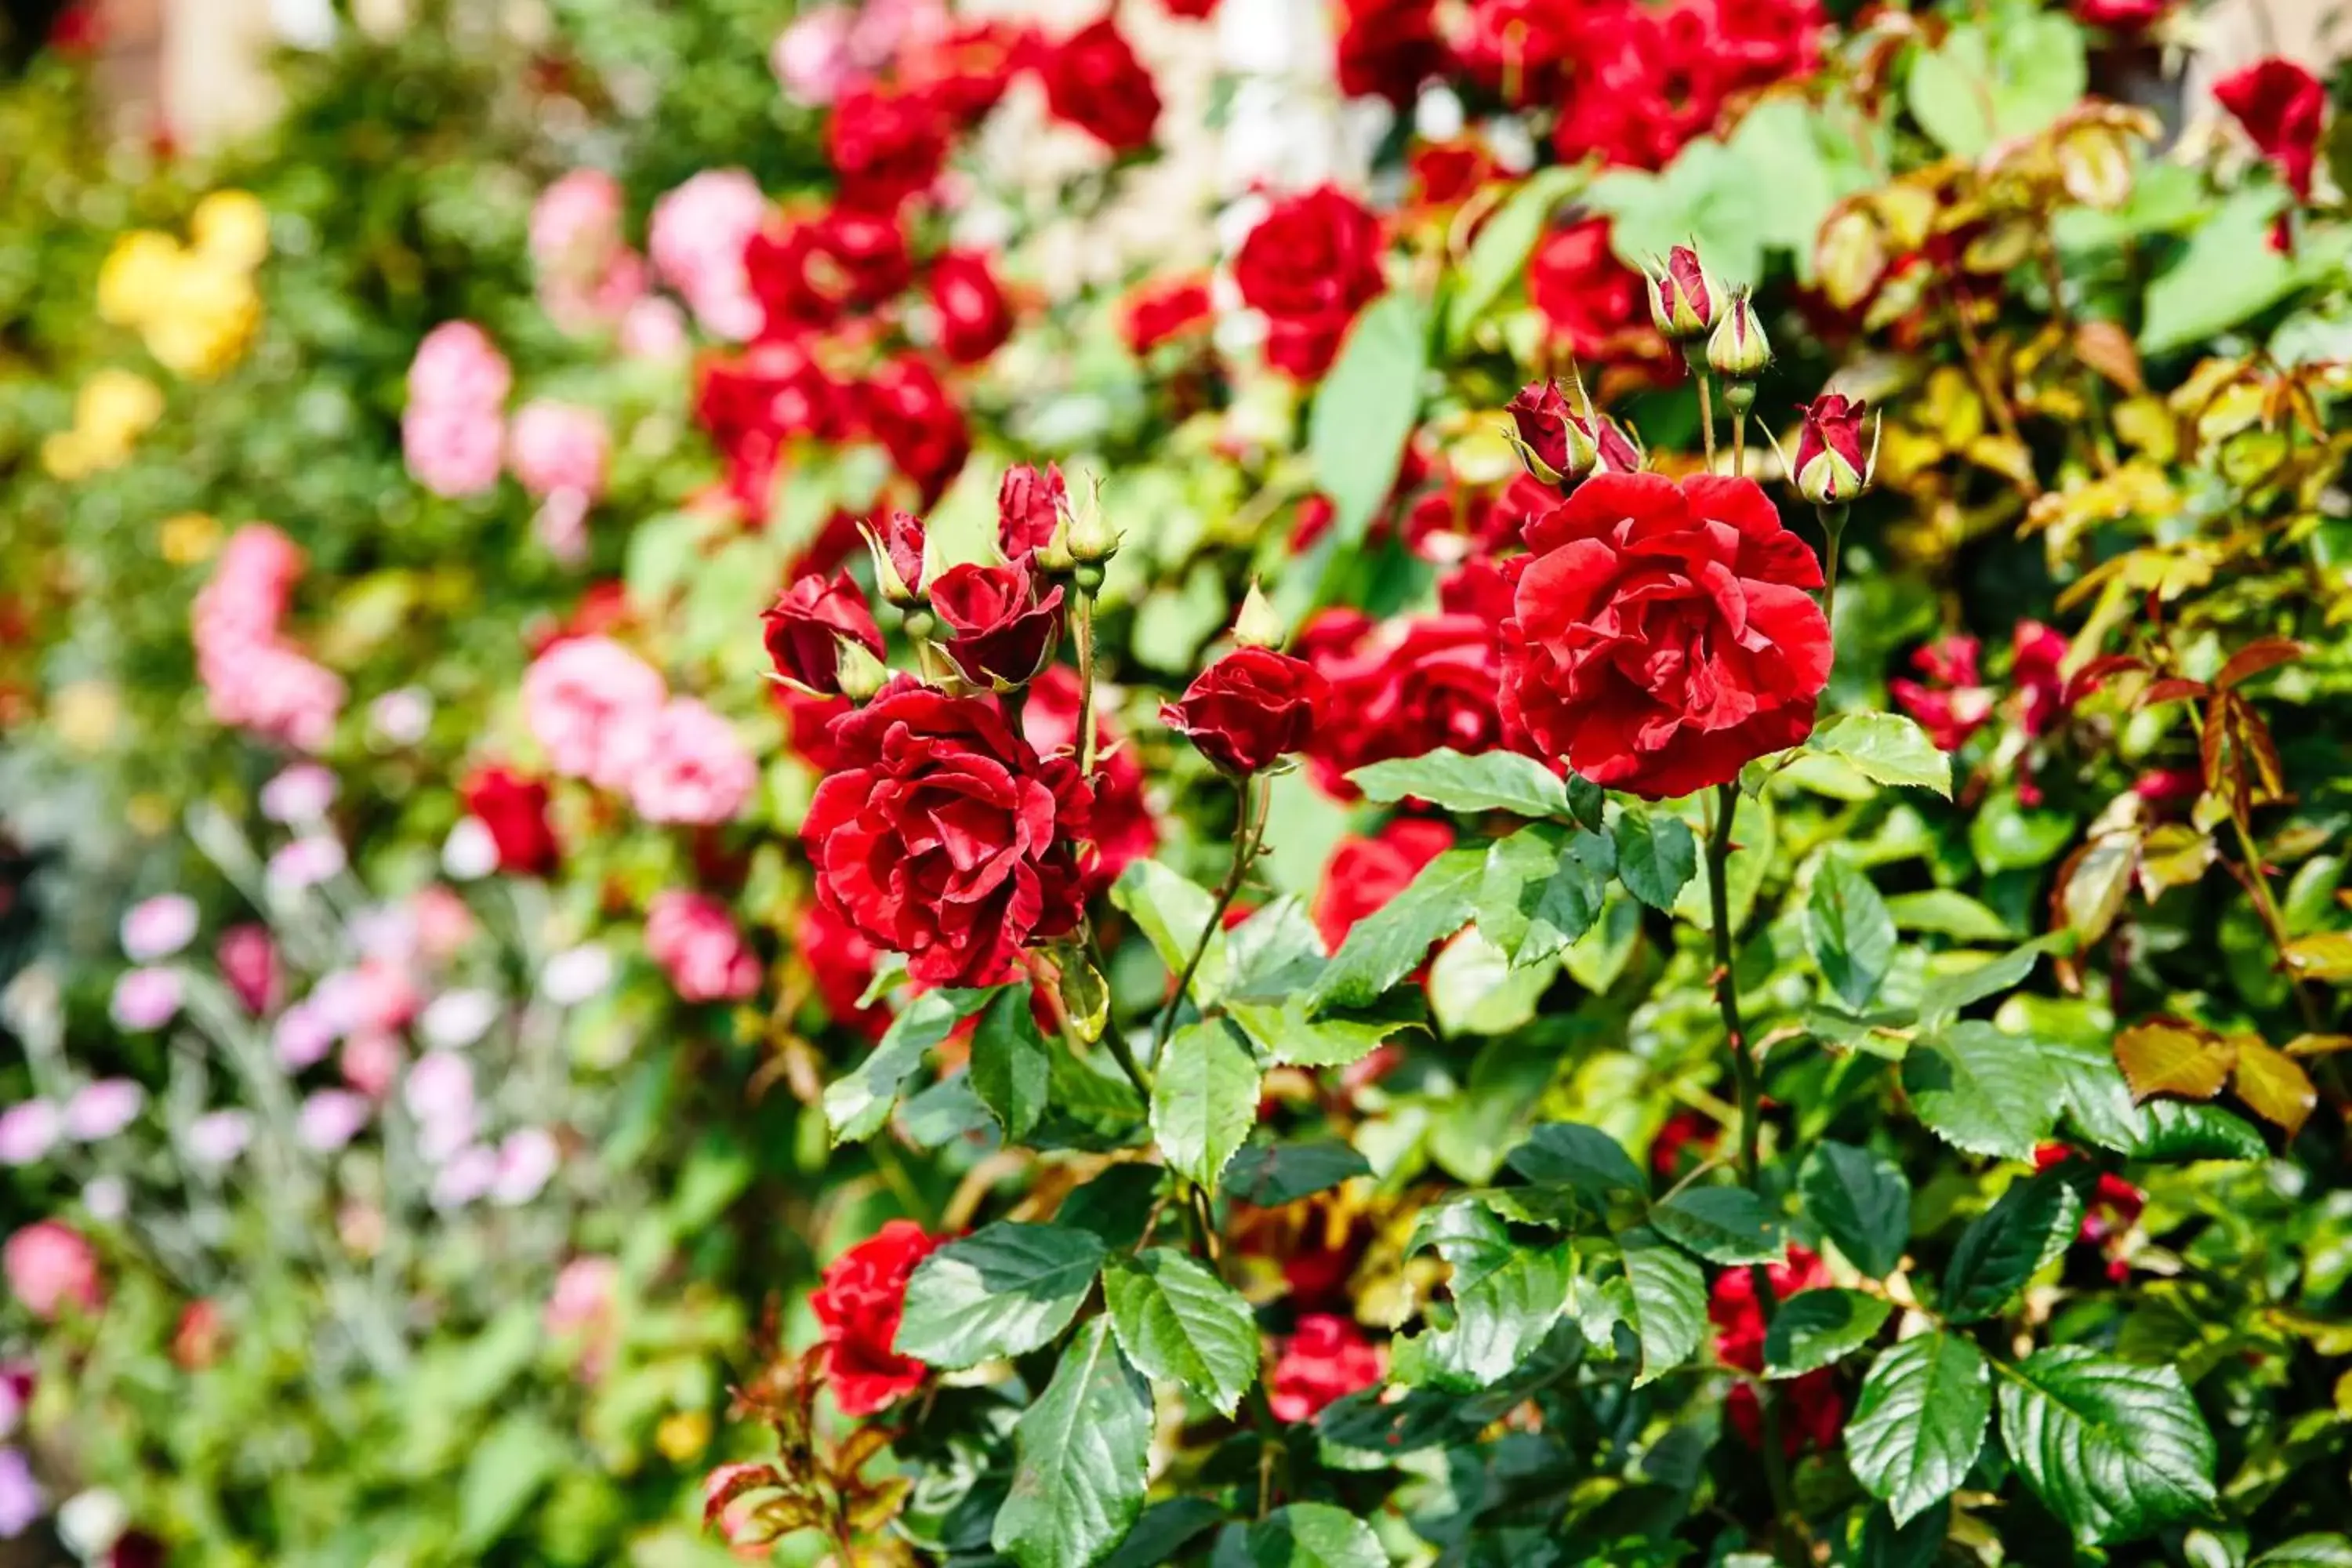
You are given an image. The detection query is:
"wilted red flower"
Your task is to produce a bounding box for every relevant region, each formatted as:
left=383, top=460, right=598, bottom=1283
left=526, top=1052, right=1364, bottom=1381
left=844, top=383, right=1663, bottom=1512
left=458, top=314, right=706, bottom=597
left=1890, top=635, right=1995, bottom=753
left=1313, top=817, right=1454, bottom=953
left=1040, top=16, right=1163, bottom=153
left=997, top=463, right=1068, bottom=560
left=461, top=764, right=561, bottom=877
left=825, top=85, right=950, bottom=212
left=1710, top=1243, right=1844, bottom=1453
left=2215, top=58, right=2325, bottom=201
left=1333, top=0, right=1445, bottom=104
left=861, top=354, right=971, bottom=506
left=1024, top=666, right=1159, bottom=890
left=1120, top=274, right=1215, bottom=355
left=1269, top=1314, right=1385, bottom=1421
left=931, top=559, right=1064, bottom=687
left=928, top=249, right=1013, bottom=365
left=1528, top=219, right=1663, bottom=369
left=1503, top=474, right=1831, bottom=799
left=1233, top=187, right=1387, bottom=381
left=1163, top=646, right=1327, bottom=776
left=763, top=572, right=884, bottom=695
left=804, top=677, right=1094, bottom=986
left=813, top=1220, right=944, bottom=1415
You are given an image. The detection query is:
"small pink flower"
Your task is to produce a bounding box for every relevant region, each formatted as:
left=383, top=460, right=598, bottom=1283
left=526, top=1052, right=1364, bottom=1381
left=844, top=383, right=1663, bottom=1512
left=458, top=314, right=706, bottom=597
left=4, top=1221, right=103, bottom=1320
left=340, top=1031, right=402, bottom=1099
left=529, top=169, right=648, bottom=333
left=266, top=834, right=347, bottom=892
left=431, top=1145, right=500, bottom=1209
left=297, top=1090, right=372, bottom=1152
left=120, top=895, right=198, bottom=962
left=619, top=296, right=689, bottom=359
left=411, top=886, right=475, bottom=963
left=403, top=403, right=508, bottom=499
left=186, top=1109, right=252, bottom=1167
left=628, top=698, right=757, bottom=825
left=547, top=1254, right=619, bottom=1377
left=522, top=636, right=670, bottom=788
left=509, top=401, right=610, bottom=503
left=405, top=1051, right=477, bottom=1161
left=217, top=924, right=279, bottom=1014
left=64, top=1080, right=143, bottom=1142
left=407, top=321, right=512, bottom=410
left=492, top=1127, right=560, bottom=1205
left=645, top=891, right=761, bottom=1003
left=274, top=1000, right=337, bottom=1069
left=0, top=1103, right=60, bottom=1167
left=260, top=762, right=337, bottom=823
left=649, top=171, right=768, bottom=341
left=109, top=968, right=182, bottom=1031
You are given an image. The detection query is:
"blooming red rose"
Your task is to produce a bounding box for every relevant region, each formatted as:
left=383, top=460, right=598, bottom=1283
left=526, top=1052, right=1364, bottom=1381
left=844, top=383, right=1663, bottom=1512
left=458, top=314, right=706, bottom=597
left=696, top=341, right=844, bottom=508
left=1163, top=645, right=1327, bottom=776
left=1528, top=219, right=1664, bottom=369
left=1504, top=473, right=1831, bottom=798
left=1233, top=187, right=1387, bottom=381
left=1300, top=584, right=1521, bottom=797
left=931, top=559, right=1063, bottom=687
left=1040, top=17, right=1162, bottom=154
left=861, top=354, right=971, bottom=506
left=1333, top=0, right=1445, bottom=104
left=928, top=249, right=1013, bottom=365
left=762, top=571, right=884, bottom=695
left=997, top=463, right=1068, bottom=560
left=825, top=85, right=950, bottom=212
left=1313, top=817, right=1454, bottom=953
left=1120, top=274, right=1214, bottom=355
left=1455, top=0, right=1596, bottom=104
left=1025, top=665, right=1159, bottom=891
left=461, top=764, right=561, bottom=877
left=1889, top=634, right=1994, bottom=753
left=899, top=21, right=1031, bottom=128
left=813, top=1219, right=944, bottom=1415
left=1710, top=1242, right=1844, bottom=1453
left=1406, top=139, right=1499, bottom=212
left=744, top=209, right=912, bottom=339
left=2216, top=58, right=2325, bottom=201
left=804, top=677, right=1094, bottom=986
left=1268, top=1314, right=1385, bottom=1421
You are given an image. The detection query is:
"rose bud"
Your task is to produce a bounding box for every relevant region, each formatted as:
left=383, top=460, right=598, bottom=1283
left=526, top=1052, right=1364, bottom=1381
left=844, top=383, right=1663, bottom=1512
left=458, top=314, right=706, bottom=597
left=1646, top=242, right=1719, bottom=343
left=931, top=558, right=1065, bottom=688
left=1231, top=580, right=1286, bottom=650
left=835, top=639, right=891, bottom=702
left=1066, top=479, right=1120, bottom=575
left=1162, top=643, right=1327, bottom=776
left=1787, top=392, right=1879, bottom=506
left=861, top=509, right=927, bottom=606
left=762, top=571, right=886, bottom=695
left=1707, top=285, right=1770, bottom=383
left=997, top=463, right=1066, bottom=561
left=1505, top=379, right=1579, bottom=486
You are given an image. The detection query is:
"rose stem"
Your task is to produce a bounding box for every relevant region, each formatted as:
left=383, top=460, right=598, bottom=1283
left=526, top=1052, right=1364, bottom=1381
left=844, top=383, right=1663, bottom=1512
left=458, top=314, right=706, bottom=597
left=1696, top=368, right=1719, bottom=470
left=1815, top=502, right=1847, bottom=629
left=1075, top=589, right=1102, bottom=775
left=1732, top=408, right=1747, bottom=477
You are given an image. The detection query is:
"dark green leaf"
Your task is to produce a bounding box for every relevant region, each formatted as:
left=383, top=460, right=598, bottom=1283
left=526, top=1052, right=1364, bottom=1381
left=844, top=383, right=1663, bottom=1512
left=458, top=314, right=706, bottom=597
left=1799, top=1142, right=1912, bottom=1279
left=1350, top=748, right=1569, bottom=818
left=1996, top=1348, right=2218, bottom=1544
left=1223, top=1141, right=1373, bottom=1207
left=1101, top=1500, right=1225, bottom=1568
left=1478, top=823, right=1614, bottom=966
left=1058, top=1164, right=1164, bottom=1252
left=1399, top=1238, right=1574, bottom=1391
left=1650, top=1186, right=1788, bottom=1265
left=1565, top=773, right=1608, bottom=833
left=1310, top=847, right=1486, bottom=1011
left=1809, top=713, right=1954, bottom=797
left=1104, top=1247, right=1261, bottom=1416
left=971, top=985, right=1053, bottom=1141
left=1765, top=1288, right=1893, bottom=1377
left=2029, top=1017, right=2269, bottom=1162
left=1506, top=1121, right=1648, bottom=1204
left=1918, top=938, right=2058, bottom=1025
left=824, top=986, right=1004, bottom=1143
left=896, top=1222, right=1107, bottom=1369
left=1619, top=1227, right=1707, bottom=1385
left=1904, top=1021, right=2060, bottom=1162
left=1613, top=810, right=1698, bottom=910
left=1243, top=1502, right=1388, bottom=1568
left=1112, top=859, right=1228, bottom=1001
left=1860, top=1500, right=1950, bottom=1568
left=1807, top=856, right=1898, bottom=1011
left=2252, top=1538, right=2352, bottom=1567
left=1846, top=1331, right=1991, bottom=1527
left=993, top=1318, right=1152, bottom=1568
left=1150, top=1020, right=1260, bottom=1192
left=1307, top=290, right=1426, bottom=550
left=1941, top=1163, right=2086, bottom=1323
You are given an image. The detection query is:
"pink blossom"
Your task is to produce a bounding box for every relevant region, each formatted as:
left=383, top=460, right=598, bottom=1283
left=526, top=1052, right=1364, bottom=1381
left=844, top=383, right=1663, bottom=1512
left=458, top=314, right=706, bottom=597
left=645, top=891, right=761, bottom=1003
left=772, top=7, right=858, bottom=103
left=274, top=1001, right=337, bottom=1069
left=0, top=1103, right=60, bottom=1167
left=217, top=924, right=279, bottom=1014
left=510, top=401, right=610, bottom=502
left=191, top=524, right=301, bottom=647
left=64, top=1080, right=143, bottom=1142
left=619, top=296, right=689, bottom=359
left=405, top=1051, right=477, bottom=1161
left=191, top=525, right=347, bottom=752
left=431, top=1145, right=499, bottom=1209
left=4, top=1221, right=102, bottom=1320
left=402, top=403, right=508, bottom=499
left=522, top=636, right=669, bottom=788
left=340, top=1031, right=401, bottom=1099
left=547, top=1255, right=619, bottom=1377
left=628, top=698, right=757, bottom=825
left=109, top=967, right=182, bottom=1031
left=186, top=1109, right=252, bottom=1167
left=297, top=1090, right=372, bottom=1152
left=265, top=834, right=347, bottom=892
left=529, top=169, right=649, bottom=333
left=649, top=171, right=768, bottom=341
left=407, top=321, right=513, bottom=410
left=260, top=762, right=337, bottom=822
left=412, top=885, right=476, bottom=963
left=492, top=1127, right=560, bottom=1205
left=0, top=1446, right=43, bottom=1537
left=120, top=895, right=198, bottom=962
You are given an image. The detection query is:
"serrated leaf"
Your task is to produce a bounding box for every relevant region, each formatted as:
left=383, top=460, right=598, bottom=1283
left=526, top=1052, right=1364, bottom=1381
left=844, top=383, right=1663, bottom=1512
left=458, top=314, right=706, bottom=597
left=1846, top=1331, right=1991, bottom=1527
left=1619, top=1227, right=1707, bottom=1386
left=1223, top=1141, right=1372, bottom=1207
left=1613, top=809, right=1698, bottom=910
left=1477, top=823, right=1613, bottom=966
left=1400, top=1236, right=1575, bottom=1392
left=1808, top=856, right=1899, bottom=1010
left=1918, top=938, right=2056, bottom=1025
left=1650, top=1186, right=1788, bottom=1265
left=1904, top=1021, right=2060, bottom=1161
left=1103, top=1247, right=1261, bottom=1415
left=993, top=1318, right=1152, bottom=1568
left=1506, top=1121, right=1649, bottom=1205
left=2114, top=1018, right=2237, bottom=1102
left=1223, top=897, right=1327, bottom=1000
left=1225, top=996, right=1399, bottom=1069
left=1150, top=1020, right=1260, bottom=1192
left=1243, top=1502, right=1388, bottom=1568
left=1349, top=747, right=1569, bottom=818
left=1307, top=289, right=1426, bottom=550
left=1883, top=890, right=2013, bottom=942
left=2023, top=1009, right=2268, bottom=1161
left=1565, top=773, right=1608, bottom=833
left=1309, top=847, right=1485, bottom=1011
left=1765, top=1288, right=1893, bottom=1377
left=825, top=986, right=1004, bottom=1143
left=1799, top=1142, right=1913, bottom=1279
left=896, top=1222, right=1107, bottom=1369
left=1809, top=712, right=1954, bottom=797
left=1101, top=1500, right=1225, bottom=1568
left=1996, top=1348, right=2218, bottom=1544
left=2231, top=1035, right=2316, bottom=1138
left=971, top=986, right=1053, bottom=1141
left=1111, top=859, right=1228, bottom=1001
left=1941, top=1163, right=2085, bottom=1323
left=1058, top=1164, right=1164, bottom=1252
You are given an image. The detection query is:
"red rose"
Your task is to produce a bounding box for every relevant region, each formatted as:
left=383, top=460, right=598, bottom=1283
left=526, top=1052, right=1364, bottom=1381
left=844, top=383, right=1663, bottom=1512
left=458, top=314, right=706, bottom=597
left=1506, top=376, right=1643, bottom=485
left=1163, top=0, right=1219, bottom=15
left=1456, top=0, right=1593, bottom=104
left=744, top=209, right=912, bottom=338
left=861, top=354, right=971, bottom=506
left=927, top=249, right=1013, bottom=366
left=1404, top=476, right=1549, bottom=564
left=1790, top=392, right=1873, bottom=505
left=2073, top=0, right=2168, bottom=29
left=1333, top=0, right=1445, bottom=105
left=1710, top=1243, right=1843, bottom=1453
left=1649, top=1109, right=1719, bottom=1177
left=1503, top=473, right=1831, bottom=798
left=1233, top=187, right=1386, bottom=381
left=825, top=85, right=950, bottom=212
left=931, top=558, right=1064, bottom=687
left=812, top=1220, right=944, bottom=1415
left=1312, top=817, right=1454, bottom=953
left=1406, top=140, right=1497, bottom=211
left=996, top=463, right=1068, bottom=559
left=1162, top=645, right=1327, bottom=776
left=1040, top=17, right=1162, bottom=154
left=763, top=571, right=884, bottom=695
left=2215, top=57, right=2325, bottom=200
left=1268, top=1314, right=1385, bottom=1421
left=1528, top=219, right=1664, bottom=370
left=900, top=22, right=1032, bottom=128
left=462, top=765, right=561, bottom=877
left=804, top=677, right=1094, bottom=985
left=1552, top=6, right=1730, bottom=171
left=1120, top=275, right=1214, bottom=355
left=1301, top=584, right=1521, bottom=797
left=802, top=897, right=891, bottom=1039
left=1025, top=665, right=1159, bottom=891
left=1889, top=635, right=1995, bottom=753
left=696, top=342, right=844, bottom=510
left=866, top=508, right=927, bottom=600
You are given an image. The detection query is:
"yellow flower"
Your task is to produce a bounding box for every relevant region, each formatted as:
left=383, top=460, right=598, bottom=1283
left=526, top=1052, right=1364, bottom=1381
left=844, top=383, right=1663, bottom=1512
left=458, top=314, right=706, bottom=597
left=53, top=680, right=121, bottom=754
left=78, top=368, right=165, bottom=450
left=191, top=191, right=270, bottom=272
left=160, top=512, right=221, bottom=564
left=142, top=256, right=261, bottom=380
left=97, top=231, right=183, bottom=329
left=654, top=1410, right=710, bottom=1463
left=41, top=430, right=95, bottom=481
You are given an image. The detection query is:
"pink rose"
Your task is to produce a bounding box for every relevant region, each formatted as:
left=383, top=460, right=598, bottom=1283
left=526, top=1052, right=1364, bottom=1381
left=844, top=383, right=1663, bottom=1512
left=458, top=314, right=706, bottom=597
left=650, top=171, right=768, bottom=342
left=407, top=321, right=512, bottom=410
left=120, top=895, right=197, bottom=962
left=522, top=636, right=669, bottom=788
left=509, top=401, right=610, bottom=503
left=645, top=891, right=761, bottom=1003
left=529, top=169, right=648, bottom=332
left=627, top=698, right=757, bottom=825
left=402, top=403, right=507, bottom=499
left=4, top=1221, right=102, bottom=1320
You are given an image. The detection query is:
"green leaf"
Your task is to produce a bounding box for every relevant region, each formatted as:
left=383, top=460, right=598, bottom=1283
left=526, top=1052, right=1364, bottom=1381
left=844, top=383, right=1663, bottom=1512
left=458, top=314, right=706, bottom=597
left=1918, top=938, right=2057, bottom=1025
left=824, top=986, right=1003, bottom=1143
left=1243, top=1502, right=1388, bottom=1568
left=1223, top=1140, right=1373, bottom=1207
left=1904, top=15, right=2086, bottom=160
left=1401, top=1236, right=1575, bottom=1392
left=1350, top=748, right=1569, bottom=818
left=971, top=985, right=1053, bottom=1141
left=1310, top=847, right=1486, bottom=1010
left=1808, top=713, right=1954, bottom=797
left=1101, top=1500, right=1225, bottom=1568
left=1619, top=1228, right=1707, bottom=1386
left=1996, top=1348, right=2219, bottom=1544
left=993, top=1318, right=1152, bottom=1568
left=1591, top=136, right=1771, bottom=287
left=1225, top=997, right=1399, bottom=1069
left=457, top=1414, right=565, bottom=1550
left=1112, top=860, right=1228, bottom=1002
left=1444, top=165, right=1585, bottom=347
left=1150, top=1020, right=1261, bottom=1192
left=1223, top=897, right=1327, bottom=1000
left=1904, top=1021, right=2060, bottom=1162
left=1478, top=823, right=1614, bottom=966
left=2032, top=1019, right=2268, bottom=1161
left=1884, top=890, right=2013, bottom=942
left=1807, top=856, right=1899, bottom=1010
left=1613, top=810, right=1698, bottom=910
left=1846, top=1331, right=1992, bottom=1527
left=1307, top=290, right=1427, bottom=550
left=1860, top=1500, right=1951, bottom=1568
left=2252, top=1538, right=2352, bottom=1567
left=1650, top=1186, right=1788, bottom=1265
left=1103, top=1247, right=1261, bottom=1416
left=1765, top=1289, right=1893, bottom=1377
left=1506, top=1121, right=1648, bottom=1206
left=1799, top=1142, right=1912, bottom=1279
left=1970, top=792, right=2075, bottom=872
left=1941, top=1162, right=2086, bottom=1323
left=896, top=1222, right=1107, bottom=1369
left=2139, top=189, right=2305, bottom=357
left=1058, top=1164, right=1164, bottom=1252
